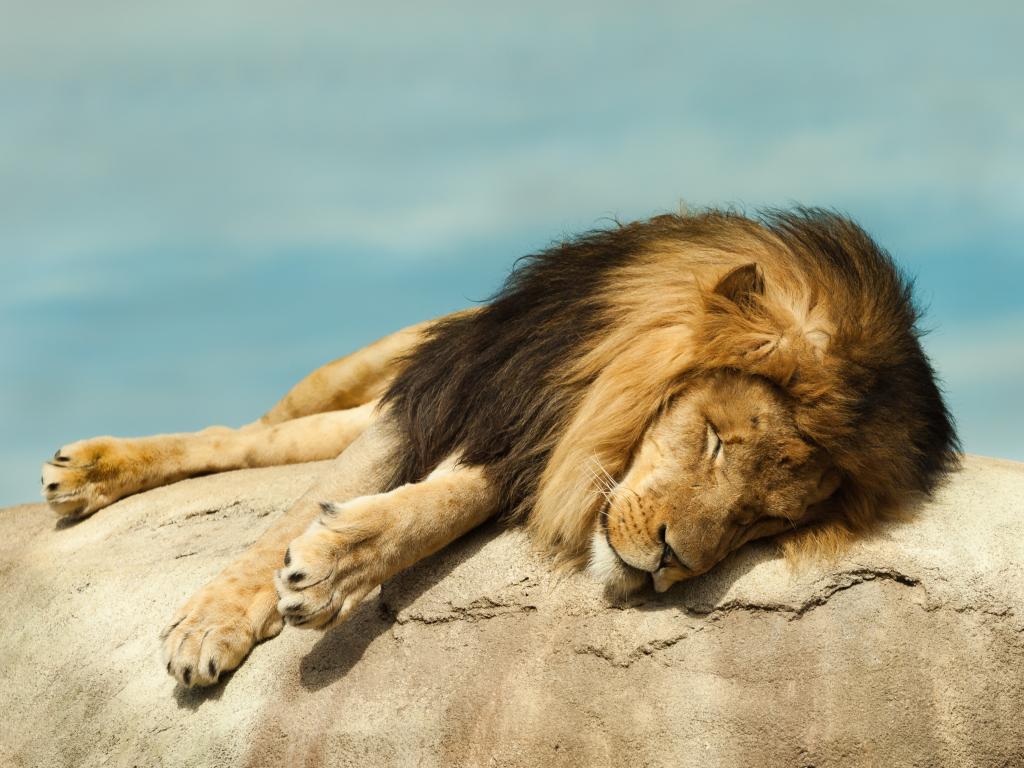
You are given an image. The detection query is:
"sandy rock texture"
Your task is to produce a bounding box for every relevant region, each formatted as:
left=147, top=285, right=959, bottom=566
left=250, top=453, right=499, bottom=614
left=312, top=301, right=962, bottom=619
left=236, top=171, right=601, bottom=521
left=1, top=455, right=1022, bottom=768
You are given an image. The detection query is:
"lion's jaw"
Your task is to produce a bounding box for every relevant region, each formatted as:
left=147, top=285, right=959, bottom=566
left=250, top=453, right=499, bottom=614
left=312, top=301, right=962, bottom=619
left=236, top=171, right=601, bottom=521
left=590, top=370, right=840, bottom=595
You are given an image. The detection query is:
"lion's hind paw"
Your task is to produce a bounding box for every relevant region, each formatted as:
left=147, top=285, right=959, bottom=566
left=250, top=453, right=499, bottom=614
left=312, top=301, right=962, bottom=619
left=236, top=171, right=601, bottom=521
left=40, top=439, right=125, bottom=517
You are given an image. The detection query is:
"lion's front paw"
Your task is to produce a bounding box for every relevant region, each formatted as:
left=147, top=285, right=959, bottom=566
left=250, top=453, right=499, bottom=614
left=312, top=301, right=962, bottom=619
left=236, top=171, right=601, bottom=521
left=40, top=437, right=143, bottom=517
left=275, top=503, right=387, bottom=630
left=161, top=579, right=282, bottom=688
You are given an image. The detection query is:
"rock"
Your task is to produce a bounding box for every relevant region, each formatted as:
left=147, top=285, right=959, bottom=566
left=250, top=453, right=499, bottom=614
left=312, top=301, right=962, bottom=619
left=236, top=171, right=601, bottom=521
left=1, top=456, right=1022, bottom=767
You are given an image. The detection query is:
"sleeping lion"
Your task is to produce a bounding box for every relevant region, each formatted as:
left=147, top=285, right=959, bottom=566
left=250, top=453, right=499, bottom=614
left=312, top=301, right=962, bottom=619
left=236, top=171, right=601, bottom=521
left=41, top=208, right=959, bottom=688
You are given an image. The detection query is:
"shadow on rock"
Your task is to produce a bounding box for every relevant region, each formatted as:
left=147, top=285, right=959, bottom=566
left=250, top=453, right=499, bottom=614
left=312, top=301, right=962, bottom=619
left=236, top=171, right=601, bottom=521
left=173, top=667, right=235, bottom=711
left=54, top=514, right=89, bottom=531
left=297, top=519, right=501, bottom=691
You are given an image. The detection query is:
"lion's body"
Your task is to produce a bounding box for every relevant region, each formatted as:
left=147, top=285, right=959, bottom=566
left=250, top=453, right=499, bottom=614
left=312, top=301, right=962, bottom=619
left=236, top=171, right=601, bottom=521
left=41, top=208, right=958, bottom=687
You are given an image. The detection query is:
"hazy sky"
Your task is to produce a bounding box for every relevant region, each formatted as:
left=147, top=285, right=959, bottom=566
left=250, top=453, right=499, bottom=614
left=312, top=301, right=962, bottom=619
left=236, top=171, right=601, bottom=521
left=2, top=2, right=1022, bottom=507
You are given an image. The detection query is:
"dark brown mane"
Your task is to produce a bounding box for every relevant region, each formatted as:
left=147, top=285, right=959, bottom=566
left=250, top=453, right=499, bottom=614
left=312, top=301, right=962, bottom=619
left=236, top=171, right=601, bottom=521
left=382, top=208, right=960, bottom=545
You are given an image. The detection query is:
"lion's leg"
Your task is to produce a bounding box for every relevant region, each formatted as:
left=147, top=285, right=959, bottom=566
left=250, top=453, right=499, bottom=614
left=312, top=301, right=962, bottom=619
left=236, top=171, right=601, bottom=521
left=40, top=314, right=449, bottom=518
left=42, top=403, right=376, bottom=518
left=274, top=456, right=499, bottom=631
left=161, top=416, right=403, bottom=688
left=259, top=314, right=460, bottom=425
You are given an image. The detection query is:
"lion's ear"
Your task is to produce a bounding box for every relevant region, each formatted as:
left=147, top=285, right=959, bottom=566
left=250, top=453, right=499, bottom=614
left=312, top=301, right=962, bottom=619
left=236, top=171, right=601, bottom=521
left=713, top=263, right=765, bottom=308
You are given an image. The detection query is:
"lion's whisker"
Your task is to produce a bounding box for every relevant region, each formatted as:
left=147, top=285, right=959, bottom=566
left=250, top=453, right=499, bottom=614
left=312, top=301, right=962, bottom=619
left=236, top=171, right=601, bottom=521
left=582, top=464, right=615, bottom=508
left=591, top=457, right=619, bottom=492
left=584, top=459, right=615, bottom=495
left=583, top=462, right=604, bottom=488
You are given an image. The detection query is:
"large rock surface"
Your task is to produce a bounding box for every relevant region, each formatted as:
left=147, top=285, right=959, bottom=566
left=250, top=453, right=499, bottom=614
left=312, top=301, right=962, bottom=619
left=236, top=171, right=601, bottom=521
left=1, top=455, right=1022, bottom=767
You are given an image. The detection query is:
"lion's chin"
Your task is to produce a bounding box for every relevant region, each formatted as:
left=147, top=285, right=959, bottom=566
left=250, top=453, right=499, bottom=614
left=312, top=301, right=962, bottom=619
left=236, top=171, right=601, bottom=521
left=587, top=531, right=649, bottom=597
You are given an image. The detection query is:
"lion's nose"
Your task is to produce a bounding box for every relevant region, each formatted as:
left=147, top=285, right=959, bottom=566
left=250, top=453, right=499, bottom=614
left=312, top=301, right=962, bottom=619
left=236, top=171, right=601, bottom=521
left=657, top=524, right=673, bottom=566
left=660, top=539, right=674, bottom=568
left=658, top=525, right=690, bottom=571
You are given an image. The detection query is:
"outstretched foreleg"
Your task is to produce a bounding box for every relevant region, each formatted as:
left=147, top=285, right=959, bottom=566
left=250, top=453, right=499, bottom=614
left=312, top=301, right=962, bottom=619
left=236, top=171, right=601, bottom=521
left=274, top=456, right=498, bottom=630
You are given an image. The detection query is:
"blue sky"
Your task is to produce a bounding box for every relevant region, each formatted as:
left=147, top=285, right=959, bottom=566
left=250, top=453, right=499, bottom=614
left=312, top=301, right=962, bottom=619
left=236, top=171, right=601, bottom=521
left=1, top=2, right=1022, bottom=507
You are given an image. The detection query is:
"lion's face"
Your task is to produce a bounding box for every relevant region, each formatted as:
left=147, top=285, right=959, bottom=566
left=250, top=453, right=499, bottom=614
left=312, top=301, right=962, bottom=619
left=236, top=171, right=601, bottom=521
left=590, top=370, right=841, bottom=595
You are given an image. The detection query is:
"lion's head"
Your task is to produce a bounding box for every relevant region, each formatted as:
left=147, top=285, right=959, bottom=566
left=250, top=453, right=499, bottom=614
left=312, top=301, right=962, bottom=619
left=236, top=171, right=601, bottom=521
left=384, top=208, right=960, bottom=595
left=589, top=369, right=842, bottom=595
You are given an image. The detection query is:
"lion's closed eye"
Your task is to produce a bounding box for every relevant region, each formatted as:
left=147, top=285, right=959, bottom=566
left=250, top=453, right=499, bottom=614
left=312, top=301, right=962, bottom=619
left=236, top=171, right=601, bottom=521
left=705, top=424, right=724, bottom=466
left=734, top=507, right=759, bottom=527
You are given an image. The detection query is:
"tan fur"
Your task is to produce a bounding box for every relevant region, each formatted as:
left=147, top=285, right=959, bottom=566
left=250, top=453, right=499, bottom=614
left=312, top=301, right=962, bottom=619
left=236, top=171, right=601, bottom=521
left=597, top=370, right=840, bottom=596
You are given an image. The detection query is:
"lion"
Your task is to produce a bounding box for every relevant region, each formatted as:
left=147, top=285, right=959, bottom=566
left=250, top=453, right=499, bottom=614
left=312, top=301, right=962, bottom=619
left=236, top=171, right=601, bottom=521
left=40, top=208, right=959, bottom=688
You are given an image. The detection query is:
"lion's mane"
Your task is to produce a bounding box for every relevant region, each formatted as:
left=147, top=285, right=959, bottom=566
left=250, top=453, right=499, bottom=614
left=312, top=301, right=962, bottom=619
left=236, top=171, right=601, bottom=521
left=382, top=209, right=959, bottom=564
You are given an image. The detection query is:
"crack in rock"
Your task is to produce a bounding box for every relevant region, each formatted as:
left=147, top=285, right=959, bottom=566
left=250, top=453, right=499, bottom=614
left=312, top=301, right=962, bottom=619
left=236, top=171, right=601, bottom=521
left=386, top=595, right=538, bottom=625
left=951, top=604, right=1015, bottom=618
left=574, top=633, right=690, bottom=668
left=153, top=500, right=275, bottom=529
left=182, top=500, right=249, bottom=520
left=686, top=567, right=923, bottom=621
left=576, top=568, right=925, bottom=667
